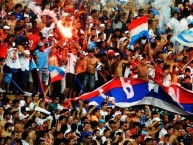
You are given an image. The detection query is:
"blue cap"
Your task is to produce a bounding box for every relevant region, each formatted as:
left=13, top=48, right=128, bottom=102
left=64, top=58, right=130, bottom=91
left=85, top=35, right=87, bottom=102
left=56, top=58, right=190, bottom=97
left=173, top=7, right=179, bottom=12
left=38, top=42, right=44, bottom=47
left=99, top=119, right=105, bottom=123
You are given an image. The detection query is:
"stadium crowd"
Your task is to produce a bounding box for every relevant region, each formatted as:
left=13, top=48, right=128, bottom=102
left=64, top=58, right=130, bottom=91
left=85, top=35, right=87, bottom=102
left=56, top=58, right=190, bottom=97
left=0, top=0, right=193, bottom=144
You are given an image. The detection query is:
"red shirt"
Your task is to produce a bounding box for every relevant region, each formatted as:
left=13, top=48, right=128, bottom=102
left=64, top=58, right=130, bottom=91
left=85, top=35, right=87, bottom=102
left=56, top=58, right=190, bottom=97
left=154, top=66, right=164, bottom=84
left=27, top=33, right=40, bottom=52
left=0, top=43, right=7, bottom=59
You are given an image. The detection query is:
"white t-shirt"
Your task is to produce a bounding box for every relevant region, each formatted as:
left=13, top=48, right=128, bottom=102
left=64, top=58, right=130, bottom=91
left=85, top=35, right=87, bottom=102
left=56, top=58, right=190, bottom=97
left=187, top=15, right=193, bottom=24
left=66, top=53, right=77, bottom=74
left=19, top=50, right=30, bottom=71
left=6, top=48, right=21, bottom=69
left=162, top=73, right=171, bottom=87
left=100, top=110, right=108, bottom=118
left=159, top=128, right=167, bottom=139
left=40, top=23, right=55, bottom=38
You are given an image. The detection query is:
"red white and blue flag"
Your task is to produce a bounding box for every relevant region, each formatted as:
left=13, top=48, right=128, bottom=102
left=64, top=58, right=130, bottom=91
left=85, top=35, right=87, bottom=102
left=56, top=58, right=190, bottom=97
left=129, top=16, right=149, bottom=45
left=48, top=66, right=65, bottom=83
left=64, top=78, right=193, bottom=114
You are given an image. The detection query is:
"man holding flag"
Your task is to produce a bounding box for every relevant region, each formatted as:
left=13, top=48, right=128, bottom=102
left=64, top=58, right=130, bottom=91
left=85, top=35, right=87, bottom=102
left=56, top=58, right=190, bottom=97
left=129, top=15, right=149, bottom=47
left=34, top=38, right=65, bottom=92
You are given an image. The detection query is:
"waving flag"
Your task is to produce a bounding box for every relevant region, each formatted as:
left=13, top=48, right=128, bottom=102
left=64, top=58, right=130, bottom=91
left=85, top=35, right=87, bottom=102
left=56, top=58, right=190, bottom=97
left=64, top=78, right=193, bottom=114
left=129, top=16, right=149, bottom=45
left=48, top=66, right=65, bottom=83
left=174, top=28, right=193, bottom=47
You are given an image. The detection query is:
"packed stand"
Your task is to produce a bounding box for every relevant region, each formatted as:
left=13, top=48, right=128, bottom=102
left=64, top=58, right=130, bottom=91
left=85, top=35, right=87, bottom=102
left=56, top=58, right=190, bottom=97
left=0, top=0, right=193, bottom=144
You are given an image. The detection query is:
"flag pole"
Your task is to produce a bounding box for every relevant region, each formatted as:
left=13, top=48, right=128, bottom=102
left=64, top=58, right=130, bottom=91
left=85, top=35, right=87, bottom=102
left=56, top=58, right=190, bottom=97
left=44, top=85, right=51, bottom=98
left=182, top=58, right=193, bottom=70
left=4, top=73, right=25, bottom=94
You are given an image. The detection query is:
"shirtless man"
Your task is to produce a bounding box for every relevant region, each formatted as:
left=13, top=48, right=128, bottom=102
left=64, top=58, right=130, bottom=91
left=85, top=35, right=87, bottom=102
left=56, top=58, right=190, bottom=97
left=83, top=49, right=101, bottom=92
left=48, top=47, right=59, bottom=67
left=75, top=52, right=87, bottom=95
left=38, top=15, right=47, bottom=31
left=137, top=56, right=153, bottom=81
left=0, top=111, right=11, bottom=136
left=115, top=53, right=130, bottom=77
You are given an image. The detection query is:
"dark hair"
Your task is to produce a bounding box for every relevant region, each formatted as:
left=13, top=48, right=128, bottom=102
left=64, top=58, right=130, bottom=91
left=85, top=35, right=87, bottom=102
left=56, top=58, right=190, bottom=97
left=101, top=101, right=107, bottom=108
left=15, top=3, right=22, bottom=10
left=4, top=122, right=12, bottom=130
left=144, top=138, right=153, bottom=144
left=104, top=128, right=110, bottom=134
left=91, top=35, right=97, bottom=41
left=90, top=9, right=97, bottom=15
left=123, top=140, right=132, bottom=145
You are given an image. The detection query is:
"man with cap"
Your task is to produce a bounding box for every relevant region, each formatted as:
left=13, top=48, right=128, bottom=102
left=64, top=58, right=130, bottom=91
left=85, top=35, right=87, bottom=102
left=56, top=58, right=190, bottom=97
left=104, top=49, right=116, bottom=80
left=34, top=38, right=64, bottom=90
left=97, top=23, right=107, bottom=40
left=7, top=12, right=16, bottom=35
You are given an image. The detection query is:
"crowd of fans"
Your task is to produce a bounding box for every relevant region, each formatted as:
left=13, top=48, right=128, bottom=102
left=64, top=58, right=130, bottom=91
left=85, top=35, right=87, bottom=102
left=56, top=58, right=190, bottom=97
left=0, top=0, right=193, bottom=144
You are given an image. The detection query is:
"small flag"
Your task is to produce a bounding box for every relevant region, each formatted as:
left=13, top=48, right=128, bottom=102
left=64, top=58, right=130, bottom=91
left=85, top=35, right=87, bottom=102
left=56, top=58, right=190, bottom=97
left=129, top=16, right=149, bottom=45
left=174, top=28, right=193, bottom=47
left=48, top=66, right=65, bottom=83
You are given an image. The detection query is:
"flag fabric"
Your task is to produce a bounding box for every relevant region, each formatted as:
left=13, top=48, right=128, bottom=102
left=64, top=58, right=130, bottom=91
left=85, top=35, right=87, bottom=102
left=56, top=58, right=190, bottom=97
left=64, top=77, right=193, bottom=114
left=48, top=66, right=65, bottom=83
left=129, top=16, right=149, bottom=45
left=174, top=28, right=193, bottom=47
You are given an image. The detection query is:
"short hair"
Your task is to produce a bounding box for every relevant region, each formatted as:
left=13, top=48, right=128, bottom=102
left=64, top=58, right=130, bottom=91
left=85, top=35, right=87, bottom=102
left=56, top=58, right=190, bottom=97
left=144, top=138, right=153, bottom=144
left=90, top=9, right=97, bottom=15
left=4, top=122, right=12, bottom=130
left=15, top=3, right=22, bottom=10
left=185, top=68, right=191, bottom=72
left=98, top=32, right=104, bottom=37
left=167, top=125, right=173, bottom=131
left=91, top=35, right=97, bottom=41
left=104, top=128, right=110, bottom=134
left=93, top=129, right=100, bottom=134
left=101, top=102, right=107, bottom=108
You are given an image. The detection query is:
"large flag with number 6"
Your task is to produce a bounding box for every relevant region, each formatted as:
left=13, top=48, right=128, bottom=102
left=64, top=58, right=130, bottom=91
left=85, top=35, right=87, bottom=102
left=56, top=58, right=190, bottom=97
left=64, top=78, right=193, bottom=115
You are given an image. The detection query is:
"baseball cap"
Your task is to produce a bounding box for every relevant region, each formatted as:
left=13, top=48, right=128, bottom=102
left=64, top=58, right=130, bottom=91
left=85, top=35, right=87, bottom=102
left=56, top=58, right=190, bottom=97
left=107, top=49, right=115, bottom=55
left=100, top=24, right=105, bottom=27
left=3, top=26, right=10, bottom=30
left=48, top=33, right=54, bottom=37
left=38, top=42, right=44, bottom=47
left=105, top=20, right=111, bottom=23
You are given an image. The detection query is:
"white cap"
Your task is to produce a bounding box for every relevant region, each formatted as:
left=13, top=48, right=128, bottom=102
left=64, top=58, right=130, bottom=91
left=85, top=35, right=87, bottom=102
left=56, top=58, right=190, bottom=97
left=124, top=31, right=129, bottom=34
left=115, top=52, right=120, bottom=57
left=152, top=117, right=161, bottom=122
left=114, top=111, right=122, bottom=117
left=167, top=51, right=173, bottom=56
left=81, top=51, right=88, bottom=56
left=48, top=33, right=54, bottom=37
left=3, top=26, right=10, bottom=30
left=25, top=107, right=30, bottom=112
left=100, top=24, right=105, bottom=27
left=120, top=115, right=127, bottom=122
left=64, top=129, right=71, bottom=136
left=89, top=101, right=99, bottom=106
